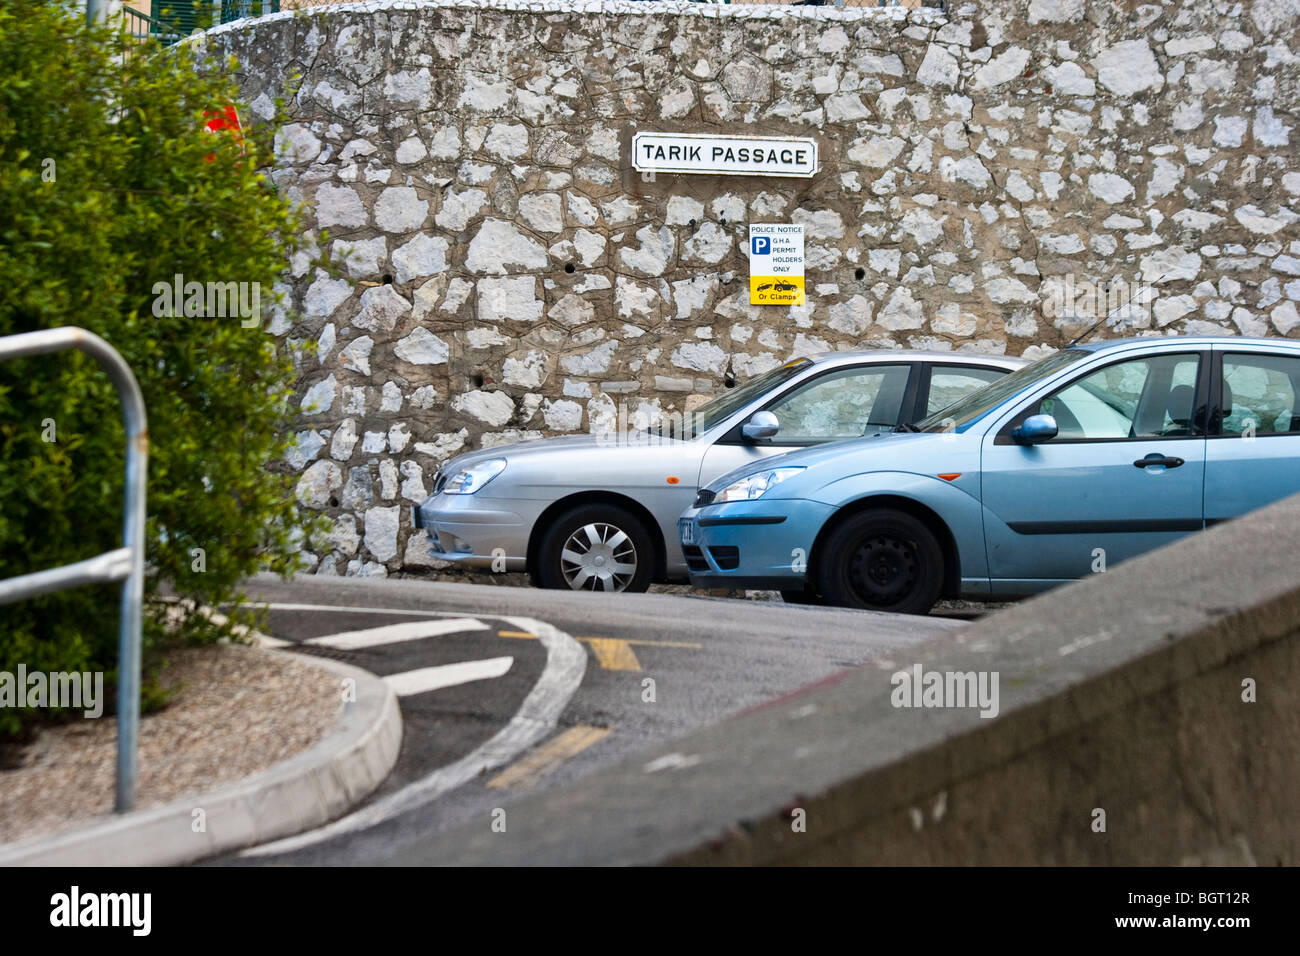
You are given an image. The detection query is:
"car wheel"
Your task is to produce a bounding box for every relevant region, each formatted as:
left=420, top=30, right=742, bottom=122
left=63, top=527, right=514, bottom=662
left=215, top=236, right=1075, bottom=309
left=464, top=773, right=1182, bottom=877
left=536, top=504, right=655, bottom=593
left=817, top=509, right=944, bottom=615
left=780, top=585, right=824, bottom=605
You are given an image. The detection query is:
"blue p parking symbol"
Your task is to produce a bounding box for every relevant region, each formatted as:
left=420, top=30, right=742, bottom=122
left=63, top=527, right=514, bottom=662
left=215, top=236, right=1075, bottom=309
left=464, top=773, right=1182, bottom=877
left=751, top=236, right=770, bottom=256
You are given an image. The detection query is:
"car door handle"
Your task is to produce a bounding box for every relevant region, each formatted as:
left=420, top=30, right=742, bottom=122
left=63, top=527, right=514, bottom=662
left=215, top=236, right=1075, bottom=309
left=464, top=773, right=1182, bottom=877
left=1133, top=454, right=1185, bottom=469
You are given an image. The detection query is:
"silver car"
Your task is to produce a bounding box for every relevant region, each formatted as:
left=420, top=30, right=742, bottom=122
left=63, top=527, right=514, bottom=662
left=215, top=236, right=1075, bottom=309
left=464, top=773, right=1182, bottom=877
left=414, top=350, right=1025, bottom=594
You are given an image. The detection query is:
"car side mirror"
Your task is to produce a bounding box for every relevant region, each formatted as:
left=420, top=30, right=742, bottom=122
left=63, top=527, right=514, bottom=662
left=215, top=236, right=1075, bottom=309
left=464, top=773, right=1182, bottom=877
left=1012, top=413, right=1058, bottom=445
left=742, top=410, right=780, bottom=441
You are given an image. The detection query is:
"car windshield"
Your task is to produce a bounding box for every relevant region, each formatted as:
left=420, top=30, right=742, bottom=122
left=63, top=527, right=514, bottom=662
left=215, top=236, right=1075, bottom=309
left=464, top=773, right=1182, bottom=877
left=648, top=358, right=813, bottom=440
left=917, top=349, right=1088, bottom=433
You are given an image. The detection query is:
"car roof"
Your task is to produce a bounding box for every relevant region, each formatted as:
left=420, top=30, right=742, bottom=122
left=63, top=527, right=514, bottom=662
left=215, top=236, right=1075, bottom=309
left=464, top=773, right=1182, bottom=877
left=1077, top=335, right=1300, bottom=353
left=805, top=349, right=1026, bottom=368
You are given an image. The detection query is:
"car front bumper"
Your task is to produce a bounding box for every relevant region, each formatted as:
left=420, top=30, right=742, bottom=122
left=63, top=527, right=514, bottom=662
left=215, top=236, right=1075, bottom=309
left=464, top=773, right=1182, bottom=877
left=413, top=492, right=531, bottom=572
left=678, top=497, right=834, bottom=591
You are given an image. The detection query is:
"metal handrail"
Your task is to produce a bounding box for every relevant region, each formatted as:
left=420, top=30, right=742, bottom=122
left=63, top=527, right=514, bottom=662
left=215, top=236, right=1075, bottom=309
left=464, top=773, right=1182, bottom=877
left=120, top=5, right=155, bottom=28
left=0, top=328, right=148, bottom=813
left=122, top=5, right=183, bottom=45
left=120, top=3, right=288, bottom=48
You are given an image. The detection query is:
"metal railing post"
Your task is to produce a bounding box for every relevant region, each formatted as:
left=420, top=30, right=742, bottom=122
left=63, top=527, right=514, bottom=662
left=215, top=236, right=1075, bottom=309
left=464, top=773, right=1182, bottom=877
left=0, top=327, right=148, bottom=812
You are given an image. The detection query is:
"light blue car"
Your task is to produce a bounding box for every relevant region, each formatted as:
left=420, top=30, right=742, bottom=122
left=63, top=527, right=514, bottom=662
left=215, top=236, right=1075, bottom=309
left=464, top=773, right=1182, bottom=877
left=678, top=336, right=1300, bottom=614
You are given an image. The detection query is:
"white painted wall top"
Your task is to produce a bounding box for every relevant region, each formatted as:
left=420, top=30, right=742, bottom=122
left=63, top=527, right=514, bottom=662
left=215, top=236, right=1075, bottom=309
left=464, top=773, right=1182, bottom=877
left=206, top=0, right=944, bottom=37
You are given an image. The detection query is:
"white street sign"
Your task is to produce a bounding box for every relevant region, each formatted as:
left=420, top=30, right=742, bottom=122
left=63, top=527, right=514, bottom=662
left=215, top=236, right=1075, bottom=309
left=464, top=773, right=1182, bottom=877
left=632, top=132, right=818, bottom=178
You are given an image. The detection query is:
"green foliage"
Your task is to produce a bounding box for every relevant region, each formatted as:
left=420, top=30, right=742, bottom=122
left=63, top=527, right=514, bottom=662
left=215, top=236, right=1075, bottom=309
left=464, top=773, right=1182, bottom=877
left=0, top=0, right=315, bottom=735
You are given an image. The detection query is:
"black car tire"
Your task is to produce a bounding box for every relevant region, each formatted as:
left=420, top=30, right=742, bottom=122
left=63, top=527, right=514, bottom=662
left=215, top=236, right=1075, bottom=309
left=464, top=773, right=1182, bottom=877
left=536, top=503, right=656, bottom=593
left=817, top=509, right=944, bottom=615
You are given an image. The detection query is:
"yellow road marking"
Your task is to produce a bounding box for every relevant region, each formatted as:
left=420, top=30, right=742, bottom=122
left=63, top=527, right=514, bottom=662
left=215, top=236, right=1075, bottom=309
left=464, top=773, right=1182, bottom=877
left=584, top=638, right=642, bottom=671
left=487, top=724, right=613, bottom=791
left=497, top=630, right=701, bottom=671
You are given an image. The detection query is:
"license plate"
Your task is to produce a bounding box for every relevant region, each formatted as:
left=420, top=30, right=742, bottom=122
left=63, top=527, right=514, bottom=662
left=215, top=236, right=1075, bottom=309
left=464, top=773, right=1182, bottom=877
left=680, top=519, right=695, bottom=545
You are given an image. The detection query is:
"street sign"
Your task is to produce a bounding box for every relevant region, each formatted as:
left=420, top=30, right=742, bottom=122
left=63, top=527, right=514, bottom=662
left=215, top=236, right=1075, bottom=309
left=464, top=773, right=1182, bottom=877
left=633, top=132, right=818, bottom=178
left=749, top=224, right=805, bottom=306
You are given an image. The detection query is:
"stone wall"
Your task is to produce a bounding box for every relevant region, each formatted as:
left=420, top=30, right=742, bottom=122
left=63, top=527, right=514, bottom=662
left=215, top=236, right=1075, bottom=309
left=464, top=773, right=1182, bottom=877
left=206, top=0, right=1300, bottom=577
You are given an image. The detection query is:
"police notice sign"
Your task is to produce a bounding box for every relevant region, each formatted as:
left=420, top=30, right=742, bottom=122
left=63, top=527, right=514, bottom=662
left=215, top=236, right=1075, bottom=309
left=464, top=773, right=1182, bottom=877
left=749, top=224, right=805, bottom=306
left=632, top=132, right=818, bottom=178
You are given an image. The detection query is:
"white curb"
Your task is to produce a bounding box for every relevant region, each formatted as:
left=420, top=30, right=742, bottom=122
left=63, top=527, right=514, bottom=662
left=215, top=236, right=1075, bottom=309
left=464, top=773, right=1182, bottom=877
left=0, top=651, right=402, bottom=866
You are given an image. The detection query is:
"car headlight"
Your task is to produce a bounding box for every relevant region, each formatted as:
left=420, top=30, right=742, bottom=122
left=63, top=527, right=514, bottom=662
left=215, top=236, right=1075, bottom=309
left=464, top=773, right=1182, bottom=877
left=442, top=459, right=507, bottom=494
left=715, top=466, right=804, bottom=502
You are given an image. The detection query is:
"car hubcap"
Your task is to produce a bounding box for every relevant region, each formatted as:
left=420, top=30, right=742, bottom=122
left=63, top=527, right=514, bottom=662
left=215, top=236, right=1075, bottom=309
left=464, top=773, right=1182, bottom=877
left=560, top=522, right=638, bottom=592
left=848, top=533, right=918, bottom=606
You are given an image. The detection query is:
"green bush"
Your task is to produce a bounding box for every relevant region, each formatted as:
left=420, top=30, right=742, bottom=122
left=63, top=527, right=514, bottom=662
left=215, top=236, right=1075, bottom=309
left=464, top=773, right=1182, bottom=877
left=0, top=0, right=315, bottom=736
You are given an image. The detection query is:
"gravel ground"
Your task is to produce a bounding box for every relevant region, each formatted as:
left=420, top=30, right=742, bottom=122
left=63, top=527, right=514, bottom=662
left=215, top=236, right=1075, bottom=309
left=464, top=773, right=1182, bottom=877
left=0, top=643, right=343, bottom=847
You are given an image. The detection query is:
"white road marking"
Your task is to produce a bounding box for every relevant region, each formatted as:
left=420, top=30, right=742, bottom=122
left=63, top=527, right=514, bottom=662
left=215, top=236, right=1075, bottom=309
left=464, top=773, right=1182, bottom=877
left=305, top=618, right=489, bottom=650
left=384, top=656, right=514, bottom=697
left=242, top=615, right=587, bottom=857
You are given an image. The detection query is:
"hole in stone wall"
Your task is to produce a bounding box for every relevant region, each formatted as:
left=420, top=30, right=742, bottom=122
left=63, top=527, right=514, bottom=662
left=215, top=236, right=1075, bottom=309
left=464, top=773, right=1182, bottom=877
left=472, top=373, right=485, bottom=388
left=564, top=263, right=575, bottom=273
left=855, top=267, right=866, bottom=280
left=328, top=496, right=339, bottom=508
left=382, top=274, right=394, bottom=285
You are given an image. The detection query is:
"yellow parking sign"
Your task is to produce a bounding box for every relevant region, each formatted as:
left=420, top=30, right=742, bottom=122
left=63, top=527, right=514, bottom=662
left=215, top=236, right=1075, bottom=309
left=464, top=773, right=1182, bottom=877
left=749, top=224, right=806, bottom=306
left=749, top=275, right=806, bottom=305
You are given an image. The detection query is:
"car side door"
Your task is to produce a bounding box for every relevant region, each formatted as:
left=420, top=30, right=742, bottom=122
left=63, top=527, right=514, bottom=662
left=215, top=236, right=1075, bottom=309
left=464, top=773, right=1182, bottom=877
left=697, top=361, right=919, bottom=487
left=980, top=348, right=1209, bottom=591
left=1205, top=345, right=1300, bottom=524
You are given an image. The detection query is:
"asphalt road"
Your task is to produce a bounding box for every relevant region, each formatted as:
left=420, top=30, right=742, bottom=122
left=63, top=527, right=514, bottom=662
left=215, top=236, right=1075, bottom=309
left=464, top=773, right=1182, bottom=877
left=216, top=572, right=964, bottom=865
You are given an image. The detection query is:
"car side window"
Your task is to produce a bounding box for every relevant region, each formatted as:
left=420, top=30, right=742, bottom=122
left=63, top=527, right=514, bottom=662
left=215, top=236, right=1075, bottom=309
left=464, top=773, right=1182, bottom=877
left=926, top=366, right=1006, bottom=417
left=1036, top=353, right=1201, bottom=441
left=765, top=364, right=911, bottom=441
left=1221, top=353, right=1300, bottom=436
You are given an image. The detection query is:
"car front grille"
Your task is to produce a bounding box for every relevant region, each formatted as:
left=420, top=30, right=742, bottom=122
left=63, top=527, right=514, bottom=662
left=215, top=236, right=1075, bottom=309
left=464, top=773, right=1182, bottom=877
left=708, top=546, right=740, bottom=571
left=683, top=545, right=708, bottom=572
left=693, top=489, right=716, bottom=507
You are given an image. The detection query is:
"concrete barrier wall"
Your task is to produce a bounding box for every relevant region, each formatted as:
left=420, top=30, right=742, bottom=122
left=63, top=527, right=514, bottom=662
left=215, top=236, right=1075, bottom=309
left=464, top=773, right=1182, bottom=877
left=402, top=491, right=1300, bottom=865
